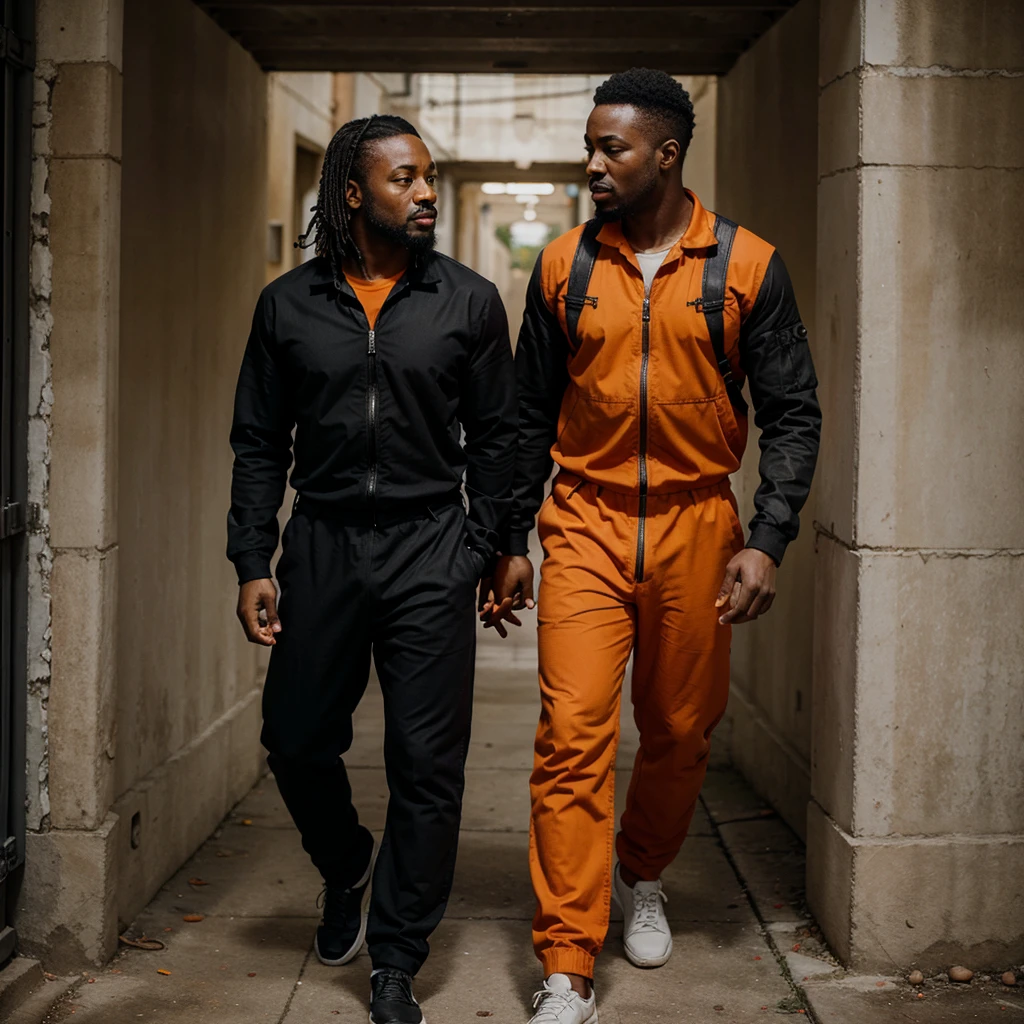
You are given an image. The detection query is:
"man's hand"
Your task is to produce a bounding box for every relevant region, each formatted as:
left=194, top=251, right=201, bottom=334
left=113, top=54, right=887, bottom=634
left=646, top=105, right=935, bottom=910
left=716, top=549, right=777, bottom=625
left=479, top=555, right=535, bottom=639
left=237, top=578, right=282, bottom=646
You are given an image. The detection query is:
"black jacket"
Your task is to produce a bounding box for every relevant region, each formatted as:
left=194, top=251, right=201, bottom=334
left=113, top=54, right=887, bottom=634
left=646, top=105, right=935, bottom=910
left=227, top=253, right=517, bottom=584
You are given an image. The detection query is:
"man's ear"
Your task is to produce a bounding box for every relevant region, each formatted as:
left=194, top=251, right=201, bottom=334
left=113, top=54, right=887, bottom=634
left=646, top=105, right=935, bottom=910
left=345, top=178, right=363, bottom=211
left=658, top=138, right=681, bottom=172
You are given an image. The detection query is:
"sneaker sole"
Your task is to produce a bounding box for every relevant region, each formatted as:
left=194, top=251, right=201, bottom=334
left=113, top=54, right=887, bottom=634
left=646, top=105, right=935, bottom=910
left=369, top=1013, right=426, bottom=1024
left=621, top=940, right=673, bottom=969
left=611, top=874, right=672, bottom=969
left=315, top=840, right=378, bottom=967
left=528, top=1007, right=596, bottom=1024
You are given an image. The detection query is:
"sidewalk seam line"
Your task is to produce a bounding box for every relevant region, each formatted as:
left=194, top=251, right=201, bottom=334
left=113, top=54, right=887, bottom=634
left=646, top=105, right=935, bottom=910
left=275, top=946, right=312, bottom=1024
left=699, top=792, right=821, bottom=1023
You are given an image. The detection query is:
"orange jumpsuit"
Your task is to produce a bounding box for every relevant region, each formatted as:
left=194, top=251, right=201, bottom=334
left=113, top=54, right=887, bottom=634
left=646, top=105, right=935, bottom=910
left=506, top=191, right=820, bottom=978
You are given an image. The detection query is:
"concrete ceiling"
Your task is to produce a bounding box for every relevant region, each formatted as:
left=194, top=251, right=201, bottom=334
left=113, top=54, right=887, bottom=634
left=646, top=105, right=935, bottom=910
left=194, top=1, right=800, bottom=74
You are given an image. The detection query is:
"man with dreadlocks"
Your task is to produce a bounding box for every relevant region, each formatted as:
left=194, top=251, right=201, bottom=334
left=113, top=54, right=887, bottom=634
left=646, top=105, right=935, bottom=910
left=484, top=70, right=820, bottom=1022
left=227, top=114, right=516, bottom=1024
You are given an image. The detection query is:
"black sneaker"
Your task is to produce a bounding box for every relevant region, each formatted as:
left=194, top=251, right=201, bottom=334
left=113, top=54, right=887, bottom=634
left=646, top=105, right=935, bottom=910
left=370, top=968, right=424, bottom=1024
left=313, top=841, right=376, bottom=966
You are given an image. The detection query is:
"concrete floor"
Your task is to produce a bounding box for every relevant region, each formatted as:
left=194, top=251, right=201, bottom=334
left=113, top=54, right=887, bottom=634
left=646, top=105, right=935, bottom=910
left=35, top=609, right=1023, bottom=1023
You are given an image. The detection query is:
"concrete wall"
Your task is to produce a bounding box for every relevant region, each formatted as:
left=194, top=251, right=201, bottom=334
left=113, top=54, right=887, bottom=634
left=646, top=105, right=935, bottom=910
left=808, top=0, right=1024, bottom=971
left=715, top=0, right=820, bottom=838
left=16, top=0, right=125, bottom=968
left=115, top=0, right=269, bottom=934
left=265, top=72, right=339, bottom=283
left=16, top=0, right=271, bottom=967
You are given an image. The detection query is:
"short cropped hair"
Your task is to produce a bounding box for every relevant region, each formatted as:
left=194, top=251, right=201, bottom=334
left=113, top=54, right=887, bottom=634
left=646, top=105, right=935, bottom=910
left=593, top=68, right=695, bottom=154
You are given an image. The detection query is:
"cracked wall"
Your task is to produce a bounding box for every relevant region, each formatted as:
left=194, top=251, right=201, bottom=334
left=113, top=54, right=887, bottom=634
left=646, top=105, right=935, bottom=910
left=25, top=59, right=57, bottom=834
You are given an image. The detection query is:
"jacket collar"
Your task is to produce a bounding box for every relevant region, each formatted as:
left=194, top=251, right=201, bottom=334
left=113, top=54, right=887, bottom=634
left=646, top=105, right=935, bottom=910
left=308, top=252, right=441, bottom=302
left=595, top=189, right=719, bottom=267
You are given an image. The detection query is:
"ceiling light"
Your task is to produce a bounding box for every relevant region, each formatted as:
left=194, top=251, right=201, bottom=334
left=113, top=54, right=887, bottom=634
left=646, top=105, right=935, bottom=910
left=479, top=182, right=555, bottom=196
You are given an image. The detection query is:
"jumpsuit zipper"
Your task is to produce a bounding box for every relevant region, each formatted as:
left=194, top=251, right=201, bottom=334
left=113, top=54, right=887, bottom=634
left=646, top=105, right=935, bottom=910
left=365, top=327, right=379, bottom=517
left=635, top=295, right=651, bottom=582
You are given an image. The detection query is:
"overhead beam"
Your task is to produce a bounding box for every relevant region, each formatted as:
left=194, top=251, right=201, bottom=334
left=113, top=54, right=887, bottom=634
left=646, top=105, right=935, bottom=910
left=199, top=1, right=793, bottom=10
left=251, top=51, right=735, bottom=73
left=199, top=7, right=775, bottom=35
left=242, top=36, right=750, bottom=54
left=193, top=0, right=799, bottom=74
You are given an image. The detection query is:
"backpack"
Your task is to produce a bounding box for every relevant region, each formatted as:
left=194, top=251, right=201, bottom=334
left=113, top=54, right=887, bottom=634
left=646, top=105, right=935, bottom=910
left=564, top=214, right=748, bottom=416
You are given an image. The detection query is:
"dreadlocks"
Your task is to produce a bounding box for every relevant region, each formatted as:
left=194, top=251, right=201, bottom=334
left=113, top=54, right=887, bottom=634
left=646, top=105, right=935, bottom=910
left=297, top=114, right=422, bottom=284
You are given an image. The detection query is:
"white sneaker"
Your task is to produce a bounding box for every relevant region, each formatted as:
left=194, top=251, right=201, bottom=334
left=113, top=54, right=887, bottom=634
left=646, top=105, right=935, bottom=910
left=611, top=863, right=673, bottom=968
left=529, top=974, right=598, bottom=1024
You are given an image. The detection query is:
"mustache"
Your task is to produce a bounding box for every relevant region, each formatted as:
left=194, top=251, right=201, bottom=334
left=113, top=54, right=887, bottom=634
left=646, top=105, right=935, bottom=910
left=408, top=205, right=438, bottom=220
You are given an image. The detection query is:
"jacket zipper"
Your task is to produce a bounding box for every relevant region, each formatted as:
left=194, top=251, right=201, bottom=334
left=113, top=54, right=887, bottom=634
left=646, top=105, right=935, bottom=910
left=357, top=274, right=411, bottom=523
left=365, top=327, right=379, bottom=518
left=635, top=295, right=650, bottom=582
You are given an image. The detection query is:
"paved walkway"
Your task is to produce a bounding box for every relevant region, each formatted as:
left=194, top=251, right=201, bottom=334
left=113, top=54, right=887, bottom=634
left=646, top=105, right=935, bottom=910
left=40, top=605, right=1022, bottom=1023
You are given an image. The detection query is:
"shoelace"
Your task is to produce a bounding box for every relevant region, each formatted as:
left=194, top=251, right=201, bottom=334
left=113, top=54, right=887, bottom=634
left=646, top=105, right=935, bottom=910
left=316, top=884, right=352, bottom=929
left=374, top=970, right=415, bottom=1004
left=530, top=987, right=581, bottom=1023
left=631, top=886, right=669, bottom=932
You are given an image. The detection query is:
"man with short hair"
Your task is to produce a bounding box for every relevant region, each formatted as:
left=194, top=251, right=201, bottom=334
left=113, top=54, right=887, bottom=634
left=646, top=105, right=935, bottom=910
left=228, top=114, right=516, bottom=1024
left=486, top=70, right=820, bottom=1023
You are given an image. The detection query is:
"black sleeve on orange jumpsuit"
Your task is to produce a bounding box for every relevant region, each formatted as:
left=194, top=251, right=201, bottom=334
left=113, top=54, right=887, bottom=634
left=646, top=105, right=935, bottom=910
left=459, top=284, right=518, bottom=571
left=739, top=249, right=822, bottom=566
left=505, top=250, right=569, bottom=557
left=227, top=291, right=295, bottom=584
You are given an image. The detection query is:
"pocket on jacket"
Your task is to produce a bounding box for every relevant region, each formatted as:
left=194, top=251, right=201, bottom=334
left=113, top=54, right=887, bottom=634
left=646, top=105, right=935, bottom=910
left=554, top=392, right=634, bottom=481
left=754, top=322, right=818, bottom=395
left=648, top=397, right=743, bottom=482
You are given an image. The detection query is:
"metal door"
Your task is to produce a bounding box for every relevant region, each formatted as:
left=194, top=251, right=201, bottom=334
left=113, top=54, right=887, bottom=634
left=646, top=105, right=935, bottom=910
left=0, top=0, right=32, bottom=967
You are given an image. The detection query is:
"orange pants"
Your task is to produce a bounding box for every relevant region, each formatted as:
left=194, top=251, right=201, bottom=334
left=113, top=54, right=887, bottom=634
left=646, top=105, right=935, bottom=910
left=529, top=473, right=743, bottom=978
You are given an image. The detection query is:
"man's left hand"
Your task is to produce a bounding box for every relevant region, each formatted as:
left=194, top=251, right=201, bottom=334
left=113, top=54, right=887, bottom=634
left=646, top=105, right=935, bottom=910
left=716, top=549, right=777, bottom=625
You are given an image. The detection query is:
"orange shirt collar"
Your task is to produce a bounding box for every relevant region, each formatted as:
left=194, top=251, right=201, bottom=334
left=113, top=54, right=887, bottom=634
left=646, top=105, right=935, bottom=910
left=595, top=189, right=718, bottom=262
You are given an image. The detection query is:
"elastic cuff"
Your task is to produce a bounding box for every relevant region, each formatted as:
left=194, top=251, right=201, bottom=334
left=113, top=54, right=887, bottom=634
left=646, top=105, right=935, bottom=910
left=506, top=530, right=531, bottom=557
left=233, top=552, right=273, bottom=584
left=538, top=946, right=596, bottom=980
left=745, top=524, right=788, bottom=567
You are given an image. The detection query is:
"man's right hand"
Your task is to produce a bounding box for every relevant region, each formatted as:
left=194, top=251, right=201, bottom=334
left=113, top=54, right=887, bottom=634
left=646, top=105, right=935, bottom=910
left=237, top=578, right=282, bottom=646
left=480, top=555, right=535, bottom=639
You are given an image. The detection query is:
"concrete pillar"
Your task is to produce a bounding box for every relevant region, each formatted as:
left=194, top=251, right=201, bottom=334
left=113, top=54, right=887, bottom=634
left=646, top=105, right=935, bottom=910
left=809, top=0, right=1024, bottom=971
left=14, top=0, right=124, bottom=965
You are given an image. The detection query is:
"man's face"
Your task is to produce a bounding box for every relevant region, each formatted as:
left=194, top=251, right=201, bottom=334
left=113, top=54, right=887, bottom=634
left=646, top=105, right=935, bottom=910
left=584, top=105, right=663, bottom=221
left=356, top=134, right=438, bottom=253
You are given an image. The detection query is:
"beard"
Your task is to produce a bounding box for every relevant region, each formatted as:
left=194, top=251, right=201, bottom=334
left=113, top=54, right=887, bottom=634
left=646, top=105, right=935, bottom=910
left=363, top=194, right=437, bottom=255
left=593, top=166, right=660, bottom=223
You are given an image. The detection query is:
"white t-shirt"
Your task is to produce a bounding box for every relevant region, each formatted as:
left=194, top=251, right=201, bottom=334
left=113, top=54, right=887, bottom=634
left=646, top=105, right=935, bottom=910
left=635, top=246, right=672, bottom=295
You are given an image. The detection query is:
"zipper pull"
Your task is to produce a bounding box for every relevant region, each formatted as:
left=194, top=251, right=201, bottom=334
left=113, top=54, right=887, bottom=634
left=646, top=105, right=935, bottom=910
left=642, top=298, right=650, bottom=322
left=368, top=329, right=376, bottom=354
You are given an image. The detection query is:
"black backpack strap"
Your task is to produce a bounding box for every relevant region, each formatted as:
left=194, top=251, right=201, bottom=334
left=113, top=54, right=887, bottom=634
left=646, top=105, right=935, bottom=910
left=701, top=215, right=748, bottom=416
left=564, top=219, right=602, bottom=350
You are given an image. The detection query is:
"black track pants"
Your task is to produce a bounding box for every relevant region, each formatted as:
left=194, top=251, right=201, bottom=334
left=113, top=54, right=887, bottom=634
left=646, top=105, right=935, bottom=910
left=261, top=500, right=481, bottom=976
